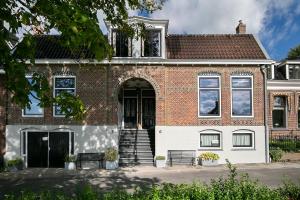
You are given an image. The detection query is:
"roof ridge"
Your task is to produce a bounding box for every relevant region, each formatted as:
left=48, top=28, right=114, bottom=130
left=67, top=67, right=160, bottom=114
left=167, top=34, right=253, bottom=37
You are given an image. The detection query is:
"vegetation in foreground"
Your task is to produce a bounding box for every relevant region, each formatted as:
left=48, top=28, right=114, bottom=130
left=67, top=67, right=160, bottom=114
left=3, top=160, right=300, bottom=200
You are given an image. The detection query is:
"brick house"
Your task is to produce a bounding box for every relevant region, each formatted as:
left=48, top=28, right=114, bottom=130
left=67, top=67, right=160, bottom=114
left=1, top=17, right=273, bottom=168
left=267, top=60, right=300, bottom=145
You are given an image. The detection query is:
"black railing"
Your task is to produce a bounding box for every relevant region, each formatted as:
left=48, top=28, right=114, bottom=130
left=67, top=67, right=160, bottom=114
left=270, top=130, right=300, bottom=152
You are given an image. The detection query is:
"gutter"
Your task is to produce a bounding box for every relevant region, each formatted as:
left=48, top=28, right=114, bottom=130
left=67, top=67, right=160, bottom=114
left=260, top=65, right=270, bottom=163
left=30, top=58, right=274, bottom=65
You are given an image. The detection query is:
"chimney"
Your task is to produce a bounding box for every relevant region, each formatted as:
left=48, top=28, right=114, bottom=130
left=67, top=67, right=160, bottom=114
left=236, top=20, right=246, bottom=34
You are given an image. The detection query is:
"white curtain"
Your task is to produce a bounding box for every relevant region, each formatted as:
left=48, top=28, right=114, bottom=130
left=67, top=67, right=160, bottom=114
left=201, top=134, right=219, bottom=146
left=233, top=134, right=251, bottom=146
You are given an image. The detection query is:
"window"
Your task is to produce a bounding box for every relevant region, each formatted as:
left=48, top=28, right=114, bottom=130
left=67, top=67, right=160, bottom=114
left=231, top=76, right=253, bottom=117
left=298, top=97, right=300, bottom=128
left=272, top=96, right=286, bottom=128
left=289, top=65, right=300, bottom=79
left=200, top=133, right=221, bottom=148
left=23, top=77, right=43, bottom=116
left=233, top=133, right=253, bottom=148
left=198, top=76, right=220, bottom=117
left=53, top=76, right=76, bottom=116
left=112, top=30, right=132, bottom=57
left=142, top=30, right=161, bottom=57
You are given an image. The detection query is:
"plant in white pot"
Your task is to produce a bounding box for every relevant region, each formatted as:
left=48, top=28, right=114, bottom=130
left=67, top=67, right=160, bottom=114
left=65, top=155, right=76, bottom=170
left=199, top=152, right=219, bottom=166
left=6, top=158, right=23, bottom=172
left=104, top=147, right=118, bottom=170
left=155, top=155, right=166, bottom=168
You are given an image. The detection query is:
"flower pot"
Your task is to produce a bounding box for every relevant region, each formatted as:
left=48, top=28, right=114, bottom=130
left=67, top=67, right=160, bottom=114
left=105, top=160, right=118, bottom=170
left=7, top=163, right=23, bottom=172
left=156, top=160, right=166, bottom=168
left=65, top=162, right=76, bottom=170
left=201, top=159, right=218, bottom=166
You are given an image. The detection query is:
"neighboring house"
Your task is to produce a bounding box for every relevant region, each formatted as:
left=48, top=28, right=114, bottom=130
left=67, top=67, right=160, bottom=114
left=1, top=17, right=273, bottom=168
left=267, top=60, right=300, bottom=142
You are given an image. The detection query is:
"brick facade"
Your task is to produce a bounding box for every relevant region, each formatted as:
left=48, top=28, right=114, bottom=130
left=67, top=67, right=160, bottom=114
left=268, top=90, right=300, bottom=136
left=7, top=64, right=264, bottom=127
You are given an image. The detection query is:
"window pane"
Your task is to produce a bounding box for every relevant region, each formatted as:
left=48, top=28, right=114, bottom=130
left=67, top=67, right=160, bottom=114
left=199, top=78, right=219, bottom=88
left=55, top=89, right=75, bottom=96
left=232, top=77, right=251, bottom=88
left=233, top=133, right=252, bottom=147
left=115, top=31, right=129, bottom=57
left=22, top=132, right=26, bottom=155
left=232, top=90, right=252, bottom=116
left=55, top=78, right=75, bottom=88
left=71, top=132, right=74, bottom=155
left=298, top=110, right=300, bottom=128
left=274, top=96, right=285, bottom=107
left=24, top=78, right=43, bottom=115
left=273, top=109, right=286, bottom=128
left=199, top=90, right=219, bottom=116
left=200, top=134, right=220, bottom=147
left=144, top=30, right=161, bottom=57
left=289, top=65, right=300, bottom=79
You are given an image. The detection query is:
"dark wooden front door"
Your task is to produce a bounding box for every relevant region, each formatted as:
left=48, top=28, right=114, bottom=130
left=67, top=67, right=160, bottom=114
left=124, top=98, right=137, bottom=128
left=142, top=98, right=155, bottom=129
left=27, top=132, right=48, bottom=168
left=49, top=132, right=69, bottom=168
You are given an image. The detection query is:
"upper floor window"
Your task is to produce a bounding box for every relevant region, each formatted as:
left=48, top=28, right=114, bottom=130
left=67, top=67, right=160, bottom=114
left=112, top=30, right=132, bottom=57
left=142, top=30, right=161, bottom=57
left=231, top=76, right=253, bottom=117
left=273, top=96, right=286, bottom=128
left=23, top=77, right=43, bottom=117
left=198, top=76, right=220, bottom=117
left=289, top=65, right=300, bottom=79
left=274, top=66, right=286, bottom=80
left=53, top=76, right=76, bottom=116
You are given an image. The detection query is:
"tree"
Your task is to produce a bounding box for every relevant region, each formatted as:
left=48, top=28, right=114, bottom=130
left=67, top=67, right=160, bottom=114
left=287, top=44, right=300, bottom=60
left=0, top=0, right=164, bottom=120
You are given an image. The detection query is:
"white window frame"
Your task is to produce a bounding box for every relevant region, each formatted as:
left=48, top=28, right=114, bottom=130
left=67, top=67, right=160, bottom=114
left=22, top=76, right=44, bottom=117
left=53, top=75, right=76, bottom=117
left=141, top=29, right=162, bottom=58
left=231, top=75, right=254, bottom=118
left=199, top=130, right=222, bottom=150
left=232, top=130, right=255, bottom=150
left=198, top=75, right=221, bottom=118
left=272, top=96, right=287, bottom=129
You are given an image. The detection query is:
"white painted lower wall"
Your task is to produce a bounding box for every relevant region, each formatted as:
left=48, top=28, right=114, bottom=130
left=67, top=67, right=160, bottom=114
left=5, top=125, right=119, bottom=162
left=155, top=126, right=267, bottom=164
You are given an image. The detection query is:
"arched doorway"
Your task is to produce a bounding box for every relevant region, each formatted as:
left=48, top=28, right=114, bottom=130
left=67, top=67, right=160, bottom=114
left=118, top=78, right=156, bottom=130
left=117, top=78, right=156, bottom=165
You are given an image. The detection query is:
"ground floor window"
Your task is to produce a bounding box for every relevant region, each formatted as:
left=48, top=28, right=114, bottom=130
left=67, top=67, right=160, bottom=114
left=272, top=96, right=287, bottom=128
left=200, top=133, right=221, bottom=148
left=233, top=133, right=252, bottom=147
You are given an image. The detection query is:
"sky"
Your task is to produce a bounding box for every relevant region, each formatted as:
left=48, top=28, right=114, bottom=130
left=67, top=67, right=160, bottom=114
left=98, top=0, right=300, bottom=61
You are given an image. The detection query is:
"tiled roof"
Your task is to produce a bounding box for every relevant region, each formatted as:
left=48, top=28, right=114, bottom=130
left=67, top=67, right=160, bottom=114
left=166, top=34, right=267, bottom=59
left=34, top=35, right=94, bottom=59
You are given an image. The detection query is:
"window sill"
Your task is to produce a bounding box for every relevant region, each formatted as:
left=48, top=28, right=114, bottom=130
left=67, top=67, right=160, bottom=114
left=198, top=148, right=223, bottom=151
left=22, top=115, right=44, bottom=118
left=231, top=148, right=255, bottom=151
left=271, top=128, right=288, bottom=131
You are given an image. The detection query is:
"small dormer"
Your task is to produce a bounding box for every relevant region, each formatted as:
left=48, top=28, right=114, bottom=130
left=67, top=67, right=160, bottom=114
left=105, top=16, right=169, bottom=59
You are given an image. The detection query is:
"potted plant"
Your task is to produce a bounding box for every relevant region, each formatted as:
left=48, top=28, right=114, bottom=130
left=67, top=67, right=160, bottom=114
left=155, top=156, right=166, bottom=168
left=64, top=155, right=76, bottom=170
left=6, top=158, right=23, bottom=172
left=199, top=152, right=219, bottom=166
left=104, top=147, right=118, bottom=170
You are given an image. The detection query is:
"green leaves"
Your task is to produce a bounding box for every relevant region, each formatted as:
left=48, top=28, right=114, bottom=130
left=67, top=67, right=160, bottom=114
left=287, top=44, right=300, bottom=60
left=1, top=0, right=164, bottom=120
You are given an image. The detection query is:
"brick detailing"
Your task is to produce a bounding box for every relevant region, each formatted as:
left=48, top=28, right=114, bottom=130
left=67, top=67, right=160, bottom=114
left=268, top=90, right=300, bottom=136
left=7, top=65, right=264, bottom=127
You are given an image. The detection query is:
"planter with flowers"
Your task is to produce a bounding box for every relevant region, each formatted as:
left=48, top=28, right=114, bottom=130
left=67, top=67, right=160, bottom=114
left=65, top=155, right=76, bottom=170
left=6, top=158, right=24, bottom=172
left=155, top=156, right=166, bottom=168
left=104, top=147, right=119, bottom=170
left=199, top=152, right=220, bottom=166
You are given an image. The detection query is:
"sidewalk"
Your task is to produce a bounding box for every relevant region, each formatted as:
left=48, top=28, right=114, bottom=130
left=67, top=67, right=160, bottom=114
left=1, top=162, right=300, bottom=197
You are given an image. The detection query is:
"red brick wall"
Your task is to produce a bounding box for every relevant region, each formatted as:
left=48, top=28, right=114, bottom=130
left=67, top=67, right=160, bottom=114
left=0, top=75, right=6, bottom=155
left=268, top=90, right=300, bottom=136
left=7, top=64, right=264, bottom=127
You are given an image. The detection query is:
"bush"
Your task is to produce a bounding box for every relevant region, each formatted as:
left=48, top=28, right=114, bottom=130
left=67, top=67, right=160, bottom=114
left=270, top=148, right=284, bottom=162
left=270, top=140, right=300, bottom=152
left=6, top=158, right=23, bottom=168
left=199, top=152, right=220, bottom=161
left=64, top=155, right=76, bottom=162
left=155, top=156, right=165, bottom=160
left=104, top=147, right=118, bottom=161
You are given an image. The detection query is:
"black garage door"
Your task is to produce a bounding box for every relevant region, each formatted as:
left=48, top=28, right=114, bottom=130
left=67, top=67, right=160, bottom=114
left=27, top=132, right=69, bottom=168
